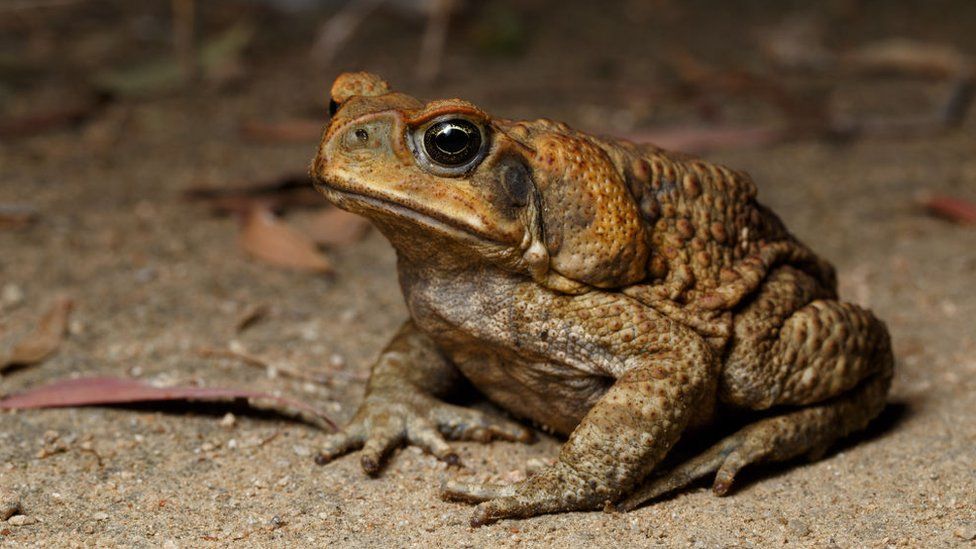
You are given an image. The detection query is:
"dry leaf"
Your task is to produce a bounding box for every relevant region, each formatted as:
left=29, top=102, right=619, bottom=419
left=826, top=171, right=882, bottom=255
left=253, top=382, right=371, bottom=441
left=0, top=96, right=100, bottom=139
left=0, top=204, right=39, bottom=230
left=1, top=296, right=73, bottom=372
left=844, top=39, right=972, bottom=79
left=184, top=174, right=321, bottom=216
left=239, top=118, right=323, bottom=143
left=917, top=194, right=976, bottom=225
left=617, top=125, right=788, bottom=154
left=298, top=208, right=371, bottom=248
left=240, top=207, right=333, bottom=273
left=0, top=376, right=336, bottom=431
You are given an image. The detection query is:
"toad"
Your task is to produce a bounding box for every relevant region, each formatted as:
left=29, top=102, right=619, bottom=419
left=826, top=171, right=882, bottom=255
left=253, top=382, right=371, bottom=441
left=310, top=72, right=893, bottom=525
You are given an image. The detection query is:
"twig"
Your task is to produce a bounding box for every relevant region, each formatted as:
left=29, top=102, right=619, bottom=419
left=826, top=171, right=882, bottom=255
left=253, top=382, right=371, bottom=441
left=310, top=0, right=386, bottom=67
left=417, top=0, right=454, bottom=84
left=197, top=347, right=334, bottom=385
left=0, top=0, right=84, bottom=13
left=172, top=0, right=198, bottom=86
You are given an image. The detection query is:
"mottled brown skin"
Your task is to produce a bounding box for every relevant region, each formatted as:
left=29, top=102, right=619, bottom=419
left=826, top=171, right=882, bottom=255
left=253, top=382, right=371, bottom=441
left=311, top=72, right=894, bottom=525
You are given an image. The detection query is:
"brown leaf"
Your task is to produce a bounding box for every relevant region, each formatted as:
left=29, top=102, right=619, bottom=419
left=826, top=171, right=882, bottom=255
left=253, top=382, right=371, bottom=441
left=0, top=204, right=39, bottom=230
left=239, top=118, right=324, bottom=143
left=1, top=296, right=73, bottom=372
left=297, top=208, right=371, bottom=248
left=239, top=207, right=333, bottom=273
left=616, top=125, right=788, bottom=154
left=184, top=174, right=322, bottom=216
left=0, top=376, right=336, bottom=431
left=917, top=194, right=976, bottom=225
left=0, top=98, right=99, bottom=139
left=844, top=39, right=972, bottom=79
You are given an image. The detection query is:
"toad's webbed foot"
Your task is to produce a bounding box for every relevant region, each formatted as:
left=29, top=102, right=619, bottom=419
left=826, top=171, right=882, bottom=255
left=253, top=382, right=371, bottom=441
left=316, top=390, right=534, bottom=475
left=442, top=461, right=611, bottom=526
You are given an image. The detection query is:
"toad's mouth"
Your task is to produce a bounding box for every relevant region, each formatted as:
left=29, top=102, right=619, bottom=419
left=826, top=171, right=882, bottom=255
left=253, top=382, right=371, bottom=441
left=312, top=178, right=509, bottom=248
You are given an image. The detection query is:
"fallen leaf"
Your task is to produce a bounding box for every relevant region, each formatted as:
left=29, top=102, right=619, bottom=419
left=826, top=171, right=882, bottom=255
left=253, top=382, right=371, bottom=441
left=297, top=208, right=371, bottom=248
left=844, top=39, right=972, bottom=79
left=1, top=297, right=72, bottom=372
left=184, top=174, right=321, bottom=216
left=756, top=12, right=832, bottom=71
left=240, top=207, right=333, bottom=273
left=0, top=96, right=100, bottom=139
left=616, top=125, right=788, bottom=154
left=917, top=194, right=976, bottom=225
left=0, top=376, right=336, bottom=431
left=239, top=118, right=323, bottom=143
left=0, top=204, right=39, bottom=230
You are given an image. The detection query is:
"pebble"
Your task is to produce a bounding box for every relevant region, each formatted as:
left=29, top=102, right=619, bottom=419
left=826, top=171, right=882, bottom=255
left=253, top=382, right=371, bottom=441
left=0, top=490, right=21, bottom=521
left=293, top=445, right=312, bottom=457
left=92, top=511, right=109, bottom=521
left=1, top=284, right=24, bottom=307
left=954, top=523, right=976, bottom=541
left=220, top=413, right=237, bottom=428
left=8, top=514, right=36, bottom=526
left=787, top=519, right=811, bottom=537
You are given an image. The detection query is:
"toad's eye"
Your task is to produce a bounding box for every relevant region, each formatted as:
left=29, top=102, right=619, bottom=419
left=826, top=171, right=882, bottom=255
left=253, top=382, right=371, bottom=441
left=415, top=118, right=488, bottom=175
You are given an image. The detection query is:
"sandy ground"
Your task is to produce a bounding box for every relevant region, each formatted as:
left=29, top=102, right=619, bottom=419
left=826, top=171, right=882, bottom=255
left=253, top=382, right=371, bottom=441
left=2, top=1, right=975, bottom=547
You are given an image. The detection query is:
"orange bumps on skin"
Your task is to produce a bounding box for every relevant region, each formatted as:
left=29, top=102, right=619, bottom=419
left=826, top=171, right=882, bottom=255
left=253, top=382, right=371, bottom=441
left=330, top=72, right=391, bottom=104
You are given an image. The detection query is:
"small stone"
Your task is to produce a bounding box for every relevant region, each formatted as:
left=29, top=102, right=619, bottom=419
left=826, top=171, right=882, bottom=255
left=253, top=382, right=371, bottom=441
left=220, top=413, right=236, bottom=428
left=954, top=523, right=976, bottom=541
left=787, top=518, right=811, bottom=537
left=1, top=284, right=24, bottom=307
left=293, top=445, right=311, bottom=458
left=0, top=491, right=21, bottom=521
left=8, top=515, right=36, bottom=526
left=92, top=511, right=109, bottom=521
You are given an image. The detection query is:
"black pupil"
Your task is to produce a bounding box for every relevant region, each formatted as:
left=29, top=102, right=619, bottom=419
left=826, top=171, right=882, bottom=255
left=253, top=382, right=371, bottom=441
left=434, top=126, right=469, bottom=154
left=423, top=120, right=482, bottom=166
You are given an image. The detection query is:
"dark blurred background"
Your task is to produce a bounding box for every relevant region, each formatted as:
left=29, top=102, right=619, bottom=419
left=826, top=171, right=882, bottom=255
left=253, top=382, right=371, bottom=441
left=2, top=0, right=975, bottom=149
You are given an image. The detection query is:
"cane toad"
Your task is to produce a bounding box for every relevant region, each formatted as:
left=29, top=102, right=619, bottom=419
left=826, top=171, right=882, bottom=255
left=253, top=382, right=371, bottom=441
left=311, top=72, right=894, bottom=525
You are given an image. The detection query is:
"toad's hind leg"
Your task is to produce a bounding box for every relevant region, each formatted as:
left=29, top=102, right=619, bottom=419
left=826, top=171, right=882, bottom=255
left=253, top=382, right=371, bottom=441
left=618, top=371, right=889, bottom=510
left=620, top=267, right=894, bottom=511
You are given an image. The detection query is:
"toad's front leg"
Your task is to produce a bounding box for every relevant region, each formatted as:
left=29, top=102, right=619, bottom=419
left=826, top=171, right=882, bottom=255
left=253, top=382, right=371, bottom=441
left=316, top=321, right=534, bottom=474
left=443, top=305, right=719, bottom=525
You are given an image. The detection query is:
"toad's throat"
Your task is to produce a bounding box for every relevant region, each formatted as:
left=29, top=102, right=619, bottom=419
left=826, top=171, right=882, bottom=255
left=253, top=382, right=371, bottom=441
left=313, top=179, right=509, bottom=248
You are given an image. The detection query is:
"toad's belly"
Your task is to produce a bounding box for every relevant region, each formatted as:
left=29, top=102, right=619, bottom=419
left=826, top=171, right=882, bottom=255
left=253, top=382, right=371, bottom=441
left=444, top=344, right=612, bottom=436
